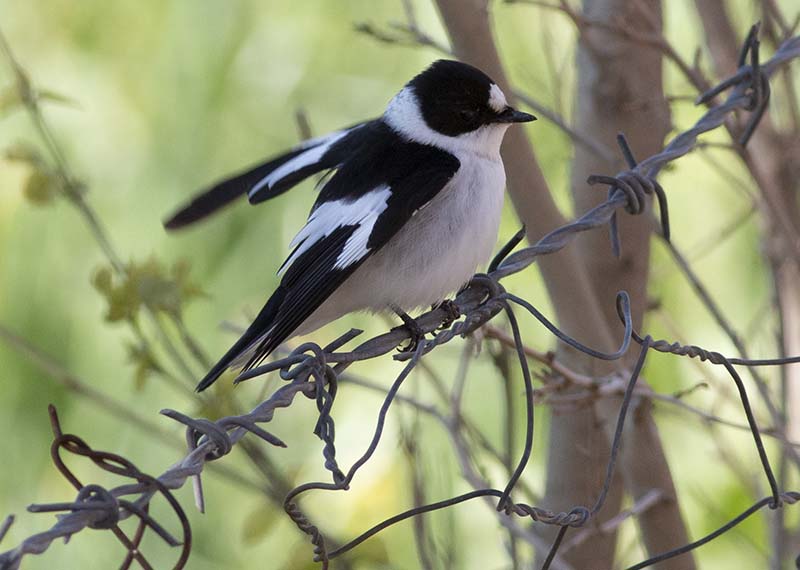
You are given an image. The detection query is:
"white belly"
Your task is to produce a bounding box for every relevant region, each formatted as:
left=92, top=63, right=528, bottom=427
left=296, top=153, right=506, bottom=334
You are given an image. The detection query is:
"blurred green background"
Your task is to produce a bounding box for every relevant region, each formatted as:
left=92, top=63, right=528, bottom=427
left=0, top=1, right=797, bottom=568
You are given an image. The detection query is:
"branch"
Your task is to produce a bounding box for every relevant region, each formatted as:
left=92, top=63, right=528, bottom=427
left=2, top=19, right=800, bottom=570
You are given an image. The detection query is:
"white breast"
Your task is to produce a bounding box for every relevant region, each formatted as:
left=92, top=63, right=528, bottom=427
left=295, top=151, right=506, bottom=335
left=364, top=154, right=505, bottom=308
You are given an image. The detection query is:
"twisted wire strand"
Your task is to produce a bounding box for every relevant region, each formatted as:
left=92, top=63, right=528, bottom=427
left=626, top=330, right=781, bottom=502
left=324, top=330, right=651, bottom=568
left=626, top=492, right=800, bottom=570
left=494, top=32, right=800, bottom=279
left=0, top=379, right=315, bottom=570
left=0, top=406, right=191, bottom=570
left=1, top=28, right=799, bottom=570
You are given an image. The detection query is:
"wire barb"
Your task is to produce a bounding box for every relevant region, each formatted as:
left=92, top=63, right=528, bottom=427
left=2, top=22, right=800, bottom=570
left=0, top=405, right=191, bottom=570
left=696, top=23, right=773, bottom=146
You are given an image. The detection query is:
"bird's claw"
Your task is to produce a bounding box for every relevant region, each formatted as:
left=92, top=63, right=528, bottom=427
left=393, top=310, right=425, bottom=353
left=436, top=299, right=461, bottom=330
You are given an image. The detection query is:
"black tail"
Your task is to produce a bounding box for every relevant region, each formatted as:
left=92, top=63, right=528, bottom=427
left=195, top=287, right=287, bottom=392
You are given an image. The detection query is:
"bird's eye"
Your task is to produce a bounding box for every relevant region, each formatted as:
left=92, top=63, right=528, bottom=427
left=458, top=108, right=479, bottom=122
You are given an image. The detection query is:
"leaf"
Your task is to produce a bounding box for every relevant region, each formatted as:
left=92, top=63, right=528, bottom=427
left=171, top=258, right=207, bottom=304
left=92, top=258, right=204, bottom=324
left=4, top=142, right=41, bottom=164
left=105, top=279, right=140, bottom=322
left=37, top=88, right=79, bottom=109
left=0, top=85, right=21, bottom=116
left=92, top=263, right=141, bottom=322
left=5, top=144, right=59, bottom=206
left=134, top=258, right=183, bottom=316
left=92, top=267, right=113, bottom=294
left=22, top=167, right=58, bottom=206
left=0, top=78, right=72, bottom=116
left=126, top=341, right=162, bottom=391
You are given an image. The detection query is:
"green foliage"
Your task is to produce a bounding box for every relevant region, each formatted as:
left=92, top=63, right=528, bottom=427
left=92, top=257, right=205, bottom=323
left=4, top=142, right=59, bottom=205
left=0, top=76, right=76, bottom=117
left=35, top=87, right=78, bottom=108
left=0, top=84, right=20, bottom=115
left=125, top=340, right=162, bottom=391
left=1, top=1, right=793, bottom=569
left=21, top=167, right=58, bottom=205
left=3, top=140, right=39, bottom=162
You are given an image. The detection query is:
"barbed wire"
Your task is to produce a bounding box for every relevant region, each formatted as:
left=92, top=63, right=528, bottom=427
left=0, top=406, right=191, bottom=570
left=1, top=24, right=799, bottom=570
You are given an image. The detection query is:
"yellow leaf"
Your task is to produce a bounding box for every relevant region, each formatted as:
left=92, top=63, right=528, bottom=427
left=126, top=342, right=161, bottom=391
left=37, top=88, right=79, bottom=108
left=92, top=266, right=113, bottom=294
left=4, top=142, right=41, bottom=164
left=92, top=257, right=203, bottom=324
left=0, top=85, right=21, bottom=115
left=104, top=277, right=140, bottom=322
left=22, top=168, right=58, bottom=205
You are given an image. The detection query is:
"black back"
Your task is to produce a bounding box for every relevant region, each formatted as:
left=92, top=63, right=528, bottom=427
left=195, top=120, right=460, bottom=389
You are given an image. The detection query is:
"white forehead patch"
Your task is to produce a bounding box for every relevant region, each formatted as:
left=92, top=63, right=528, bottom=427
left=488, top=83, right=508, bottom=113
left=384, top=86, right=509, bottom=159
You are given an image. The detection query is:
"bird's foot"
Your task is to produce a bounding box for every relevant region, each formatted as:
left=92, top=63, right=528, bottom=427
left=393, top=308, right=425, bottom=353
left=435, top=299, right=462, bottom=330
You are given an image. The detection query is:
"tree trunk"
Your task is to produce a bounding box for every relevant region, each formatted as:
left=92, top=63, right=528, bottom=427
left=433, top=0, right=693, bottom=567
left=566, top=1, right=693, bottom=567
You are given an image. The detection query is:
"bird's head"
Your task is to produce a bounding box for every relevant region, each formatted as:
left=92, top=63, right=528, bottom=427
left=384, top=59, right=536, bottom=158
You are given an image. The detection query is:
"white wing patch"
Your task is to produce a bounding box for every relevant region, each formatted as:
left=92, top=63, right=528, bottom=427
left=279, top=185, right=393, bottom=274
left=248, top=129, right=349, bottom=197
left=488, top=83, right=508, bottom=113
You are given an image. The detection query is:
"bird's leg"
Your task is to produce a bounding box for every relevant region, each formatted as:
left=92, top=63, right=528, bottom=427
left=434, top=299, right=461, bottom=330
left=391, top=305, right=425, bottom=353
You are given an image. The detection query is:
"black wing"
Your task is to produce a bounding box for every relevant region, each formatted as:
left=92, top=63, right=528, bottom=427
left=163, top=121, right=372, bottom=230
left=195, top=121, right=460, bottom=390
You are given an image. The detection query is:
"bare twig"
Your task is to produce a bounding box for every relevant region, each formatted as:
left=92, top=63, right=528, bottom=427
left=2, top=19, right=800, bottom=570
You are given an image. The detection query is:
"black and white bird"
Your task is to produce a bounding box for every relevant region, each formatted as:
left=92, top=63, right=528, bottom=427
left=165, top=60, right=535, bottom=392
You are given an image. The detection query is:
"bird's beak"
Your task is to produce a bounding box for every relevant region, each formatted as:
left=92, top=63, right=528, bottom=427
left=494, top=106, right=537, bottom=124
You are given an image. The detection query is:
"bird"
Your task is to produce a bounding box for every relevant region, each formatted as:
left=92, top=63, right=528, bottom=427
left=164, top=59, right=536, bottom=392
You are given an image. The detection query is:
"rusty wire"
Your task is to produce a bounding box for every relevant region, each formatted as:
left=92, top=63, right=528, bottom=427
left=1, top=25, right=800, bottom=570
left=0, top=406, right=190, bottom=570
